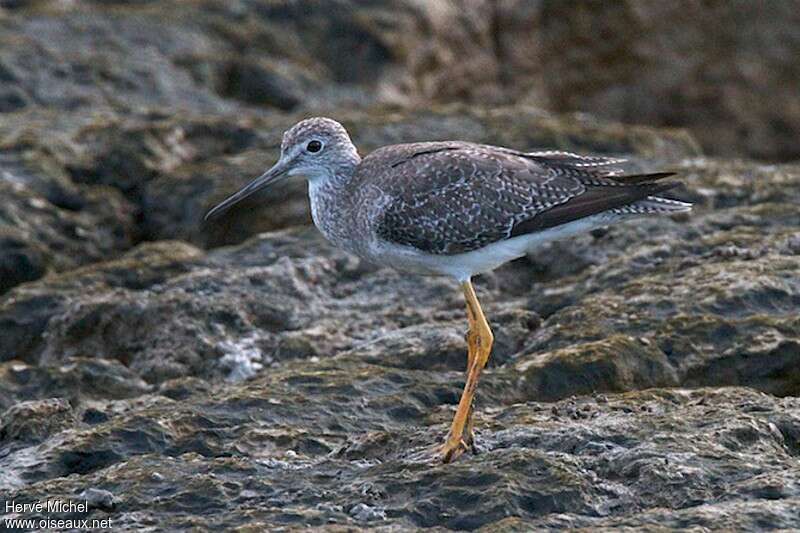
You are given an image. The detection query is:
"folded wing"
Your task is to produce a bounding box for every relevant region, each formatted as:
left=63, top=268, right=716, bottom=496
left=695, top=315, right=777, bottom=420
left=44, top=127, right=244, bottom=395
left=366, top=143, right=682, bottom=255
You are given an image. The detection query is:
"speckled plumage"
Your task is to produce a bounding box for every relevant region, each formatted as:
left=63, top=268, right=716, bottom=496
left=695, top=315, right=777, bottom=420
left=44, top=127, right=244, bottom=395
left=353, top=141, right=684, bottom=255
left=209, top=117, right=691, bottom=279
left=205, top=116, right=693, bottom=461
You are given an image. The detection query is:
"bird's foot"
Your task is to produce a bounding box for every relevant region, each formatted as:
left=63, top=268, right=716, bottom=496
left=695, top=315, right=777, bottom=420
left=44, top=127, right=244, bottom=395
left=464, top=429, right=479, bottom=455
left=440, top=431, right=479, bottom=463
left=440, top=438, right=469, bottom=463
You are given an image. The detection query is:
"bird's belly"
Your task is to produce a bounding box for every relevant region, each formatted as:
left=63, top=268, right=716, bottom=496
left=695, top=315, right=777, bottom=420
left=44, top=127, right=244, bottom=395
left=370, top=213, right=613, bottom=281
left=370, top=239, right=527, bottom=280
left=365, top=240, right=451, bottom=276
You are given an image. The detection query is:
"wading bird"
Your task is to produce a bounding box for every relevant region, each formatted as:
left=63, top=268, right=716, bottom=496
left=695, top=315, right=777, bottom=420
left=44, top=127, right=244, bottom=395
left=205, top=117, right=691, bottom=462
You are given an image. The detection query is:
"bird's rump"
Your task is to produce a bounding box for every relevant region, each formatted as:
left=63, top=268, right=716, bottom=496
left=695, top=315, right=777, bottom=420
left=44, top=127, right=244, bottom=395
left=369, top=143, right=684, bottom=255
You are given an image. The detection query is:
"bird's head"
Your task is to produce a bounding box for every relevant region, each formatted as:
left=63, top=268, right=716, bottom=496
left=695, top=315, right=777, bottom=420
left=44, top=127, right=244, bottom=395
left=204, top=117, right=359, bottom=220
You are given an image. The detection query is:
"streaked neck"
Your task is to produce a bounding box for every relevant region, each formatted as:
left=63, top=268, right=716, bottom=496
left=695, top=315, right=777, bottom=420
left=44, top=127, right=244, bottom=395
left=306, top=156, right=359, bottom=190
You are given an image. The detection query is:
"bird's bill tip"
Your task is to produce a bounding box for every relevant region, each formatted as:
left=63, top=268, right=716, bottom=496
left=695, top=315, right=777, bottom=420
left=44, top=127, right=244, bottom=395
left=203, top=191, right=248, bottom=221
left=203, top=204, right=225, bottom=221
left=203, top=161, right=289, bottom=222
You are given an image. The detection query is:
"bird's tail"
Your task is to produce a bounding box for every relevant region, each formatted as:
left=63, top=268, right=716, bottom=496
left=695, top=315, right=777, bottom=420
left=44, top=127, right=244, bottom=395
left=605, top=172, right=692, bottom=215
left=611, top=195, right=693, bottom=216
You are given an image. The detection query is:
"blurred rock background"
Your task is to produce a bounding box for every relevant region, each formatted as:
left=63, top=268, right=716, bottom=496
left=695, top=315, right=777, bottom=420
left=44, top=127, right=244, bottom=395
left=1, top=0, right=799, bottom=530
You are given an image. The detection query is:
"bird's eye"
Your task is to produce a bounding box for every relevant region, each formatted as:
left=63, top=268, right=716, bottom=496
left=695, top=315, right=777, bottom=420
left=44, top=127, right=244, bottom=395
left=306, top=140, right=323, bottom=153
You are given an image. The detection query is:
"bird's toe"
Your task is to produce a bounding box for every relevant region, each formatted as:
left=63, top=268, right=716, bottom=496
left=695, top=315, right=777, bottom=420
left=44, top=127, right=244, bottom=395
left=440, top=439, right=469, bottom=463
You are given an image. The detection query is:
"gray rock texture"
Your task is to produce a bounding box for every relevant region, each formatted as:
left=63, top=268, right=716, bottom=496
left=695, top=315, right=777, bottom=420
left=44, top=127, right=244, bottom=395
left=2, top=1, right=799, bottom=159
left=1, top=148, right=799, bottom=527
left=1, top=1, right=799, bottom=531
left=2, top=384, right=799, bottom=530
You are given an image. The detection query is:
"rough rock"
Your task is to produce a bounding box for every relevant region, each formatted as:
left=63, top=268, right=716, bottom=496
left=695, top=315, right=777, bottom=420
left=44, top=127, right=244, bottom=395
left=1, top=154, right=798, bottom=408
left=0, top=398, right=74, bottom=443
left=2, top=0, right=790, bottom=160
left=1, top=384, right=799, bottom=529
left=0, top=104, right=700, bottom=291
left=1, top=1, right=799, bottom=530
left=0, top=151, right=135, bottom=294
left=0, top=82, right=704, bottom=296
left=0, top=358, right=151, bottom=412
left=0, top=103, right=797, bottom=530
left=494, top=0, right=800, bottom=162
left=0, top=228, right=514, bottom=389
left=508, top=159, right=800, bottom=401
left=32, top=106, right=701, bottom=251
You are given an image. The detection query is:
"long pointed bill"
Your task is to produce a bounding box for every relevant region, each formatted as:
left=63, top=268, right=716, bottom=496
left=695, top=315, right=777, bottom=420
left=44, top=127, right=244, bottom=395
left=204, top=158, right=291, bottom=221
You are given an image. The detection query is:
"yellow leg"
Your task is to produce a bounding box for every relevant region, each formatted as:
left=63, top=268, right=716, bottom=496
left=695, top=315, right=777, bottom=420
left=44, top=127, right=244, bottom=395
left=441, top=280, right=493, bottom=463
left=463, top=300, right=479, bottom=450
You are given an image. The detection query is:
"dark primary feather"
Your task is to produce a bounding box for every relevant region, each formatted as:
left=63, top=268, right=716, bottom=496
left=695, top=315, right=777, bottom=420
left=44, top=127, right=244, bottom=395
left=509, top=178, right=677, bottom=236
left=607, top=171, right=676, bottom=184
left=364, top=142, right=684, bottom=255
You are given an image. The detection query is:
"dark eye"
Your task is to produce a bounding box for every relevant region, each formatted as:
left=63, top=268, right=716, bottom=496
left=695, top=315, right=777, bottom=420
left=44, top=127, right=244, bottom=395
left=306, top=140, right=323, bottom=153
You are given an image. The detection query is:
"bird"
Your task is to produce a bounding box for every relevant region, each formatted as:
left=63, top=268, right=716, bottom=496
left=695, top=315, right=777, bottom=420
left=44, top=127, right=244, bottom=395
left=205, top=117, right=692, bottom=463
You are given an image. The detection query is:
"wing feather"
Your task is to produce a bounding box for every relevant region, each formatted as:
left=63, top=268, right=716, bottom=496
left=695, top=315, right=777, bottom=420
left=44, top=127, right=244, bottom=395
left=365, top=143, right=680, bottom=255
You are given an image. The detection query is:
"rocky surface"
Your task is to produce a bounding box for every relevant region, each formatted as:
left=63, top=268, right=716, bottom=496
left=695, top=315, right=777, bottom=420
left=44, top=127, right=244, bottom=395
left=2, top=1, right=799, bottom=160
left=2, top=385, right=799, bottom=530
left=1, top=1, right=800, bottom=531
left=0, top=103, right=700, bottom=293
left=2, top=154, right=799, bottom=399
left=2, top=149, right=800, bottom=528
left=491, top=0, right=800, bottom=162
left=0, top=150, right=135, bottom=295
